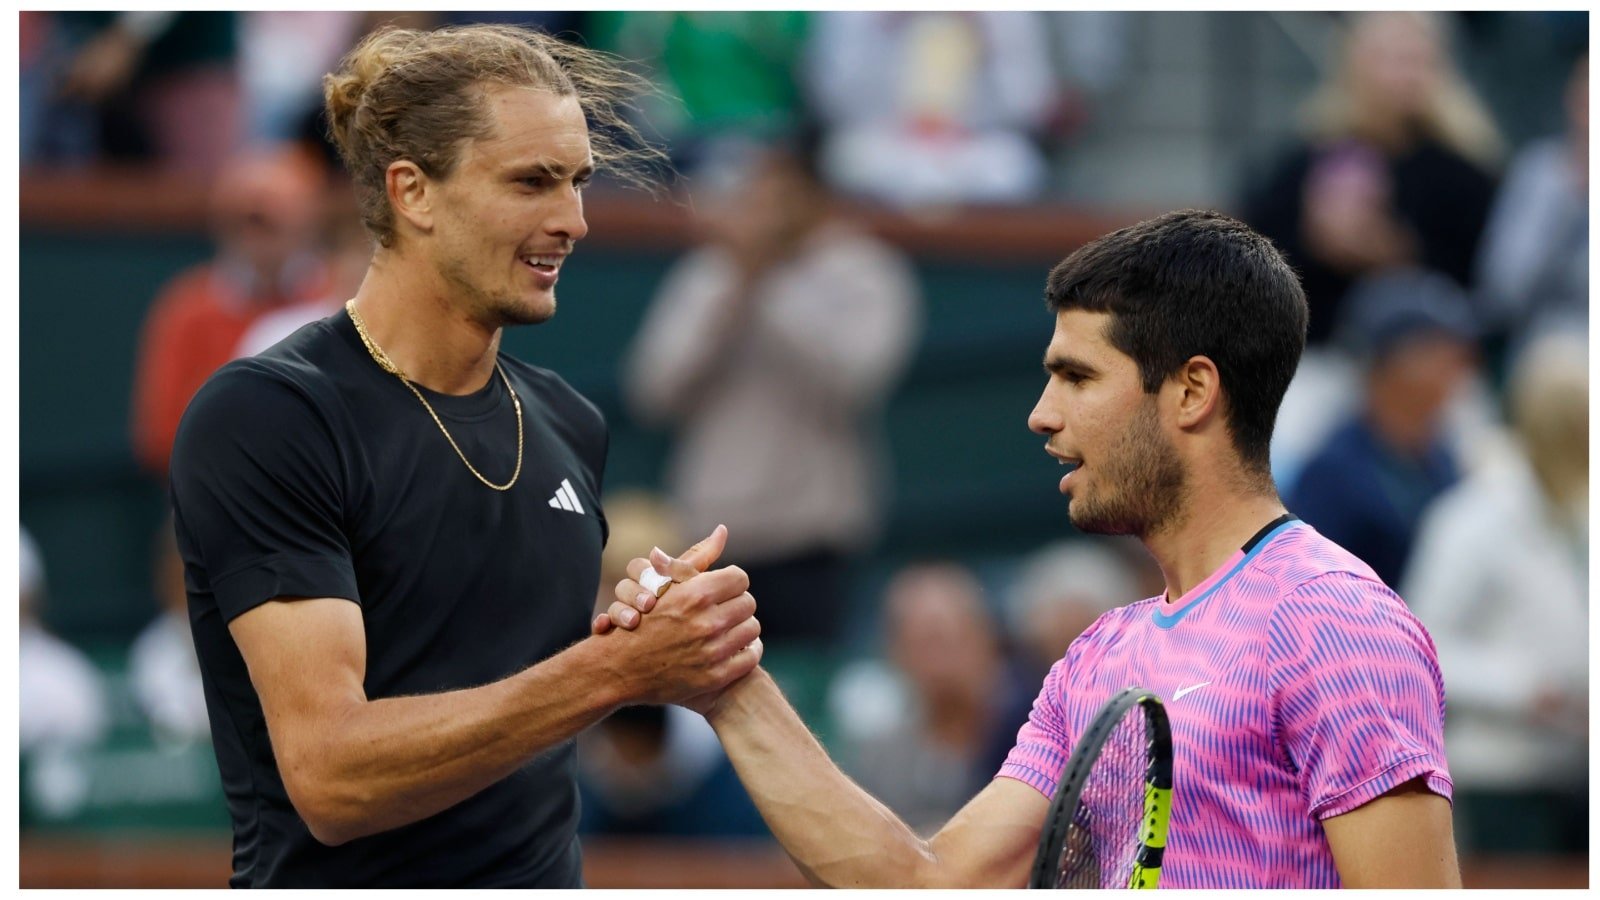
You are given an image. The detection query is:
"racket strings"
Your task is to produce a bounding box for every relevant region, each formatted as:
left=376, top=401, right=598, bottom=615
left=1053, top=709, right=1153, bottom=888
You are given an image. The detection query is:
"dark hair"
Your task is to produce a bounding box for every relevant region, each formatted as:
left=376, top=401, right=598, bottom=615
left=1045, top=209, right=1307, bottom=476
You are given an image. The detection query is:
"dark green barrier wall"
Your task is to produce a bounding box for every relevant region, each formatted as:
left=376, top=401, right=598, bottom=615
left=22, top=229, right=1071, bottom=643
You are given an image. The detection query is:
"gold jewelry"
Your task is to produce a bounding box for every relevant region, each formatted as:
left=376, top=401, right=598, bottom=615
left=346, top=300, right=524, bottom=492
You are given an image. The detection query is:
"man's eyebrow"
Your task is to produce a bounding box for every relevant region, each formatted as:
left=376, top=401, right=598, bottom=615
left=1043, top=354, right=1097, bottom=376
left=513, top=159, right=596, bottom=180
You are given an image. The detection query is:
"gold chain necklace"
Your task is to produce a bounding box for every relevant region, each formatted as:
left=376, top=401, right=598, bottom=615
left=346, top=300, right=524, bottom=491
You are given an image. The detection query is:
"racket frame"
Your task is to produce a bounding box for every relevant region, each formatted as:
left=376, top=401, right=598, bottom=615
left=1028, top=686, right=1174, bottom=890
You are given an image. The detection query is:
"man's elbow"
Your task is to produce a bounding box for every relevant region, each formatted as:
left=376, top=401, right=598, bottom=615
left=281, top=760, right=380, bottom=847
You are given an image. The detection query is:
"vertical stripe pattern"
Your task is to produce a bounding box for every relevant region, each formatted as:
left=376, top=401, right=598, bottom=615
left=998, top=523, right=1451, bottom=888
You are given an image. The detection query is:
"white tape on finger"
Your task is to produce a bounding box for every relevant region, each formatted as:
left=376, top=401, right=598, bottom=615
left=639, top=566, right=673, bottom=598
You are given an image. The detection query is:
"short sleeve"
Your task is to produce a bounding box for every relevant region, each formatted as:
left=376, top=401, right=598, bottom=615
left=1268, top=573, right=1453, bottom=819
left=996, top=655, right=1074, bottom=799
left=169, top=362, right=358, bottom=622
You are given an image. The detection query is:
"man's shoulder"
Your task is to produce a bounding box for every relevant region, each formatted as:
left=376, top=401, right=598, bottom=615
left=176, top=319, right=354, bottom=454
left=1253, top=524, right=1389, bottom=599
left=200, top=317, right=349, bottom=405
left=1251, top=525, right=1427, bottom=642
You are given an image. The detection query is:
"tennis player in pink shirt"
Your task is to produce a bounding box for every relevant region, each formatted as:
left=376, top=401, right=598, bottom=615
left=601, top=210, right=1459, bottom=887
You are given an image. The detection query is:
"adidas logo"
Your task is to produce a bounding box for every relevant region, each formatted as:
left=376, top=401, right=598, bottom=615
left=547, top=478, right=586, bottom=515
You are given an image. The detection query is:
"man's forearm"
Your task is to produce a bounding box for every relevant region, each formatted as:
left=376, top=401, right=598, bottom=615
left=707, top=668, right=937, bottom=888
left=290, top=637, right=628, bottom=844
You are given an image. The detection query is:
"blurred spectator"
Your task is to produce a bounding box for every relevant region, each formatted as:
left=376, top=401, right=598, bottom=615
left=576, top=491, right=766, bottom=837
left=828, top=563, right=1023, bottom=835
left=1049, top=12, right=1132, bottom=97
left=623, top=136, right=920, bottom=649
left=1287, top=268, right=1480, bottom=589
left=129, top=144, right=332, bottom=478
left=19, top=527, right=110, bottom=753
left=21, top=12, right=96, bottom=166
left=1473, top=53, right=1588, bottom=359
left=239, top=13, right=365, bottom=142
left=128, top=517, right=210, bottom=746
left=51, top=12, right=241, bottom=176
left=804, top=12, right=1057, bottom=207
left=1242, top=11, right=1500, bottom=346
left=234, top=199, right=373, bottom=357
left=1403, top=333, right=1587, bottom=854
left=589, top=12, right=811, bottom=170
left=1040, top=12, right=1133, bottom=145
left=1001, top=539, right=1141, bottom=685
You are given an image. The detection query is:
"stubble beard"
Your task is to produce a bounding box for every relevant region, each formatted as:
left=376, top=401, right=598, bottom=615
left=439, top=252, right=556, bottom=328
left=1068, top=400, right=1189, bottom=540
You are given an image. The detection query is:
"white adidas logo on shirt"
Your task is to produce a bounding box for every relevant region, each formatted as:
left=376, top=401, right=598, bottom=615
left=547, top=478, right=585, bottom=515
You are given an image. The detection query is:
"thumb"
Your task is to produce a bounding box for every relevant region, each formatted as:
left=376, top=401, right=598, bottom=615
left=676, top=524, right=728, bottom=575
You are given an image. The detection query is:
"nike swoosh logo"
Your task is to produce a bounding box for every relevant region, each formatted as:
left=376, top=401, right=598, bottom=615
left=1173, top=681, right=1213, bottom=701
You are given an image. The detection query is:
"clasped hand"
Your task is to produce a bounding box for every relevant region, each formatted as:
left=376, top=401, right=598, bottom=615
left=592, top=524, right=763, bottom=713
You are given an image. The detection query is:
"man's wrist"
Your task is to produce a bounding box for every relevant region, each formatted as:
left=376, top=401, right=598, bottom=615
left=705, top=665, right=773, bottom=728
left=564, top=633, right=638, bottom=713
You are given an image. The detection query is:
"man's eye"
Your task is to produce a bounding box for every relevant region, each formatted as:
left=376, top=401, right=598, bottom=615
left=521, top=177, right=546, bottom=189
left=573, top=176, right=592, bottom=192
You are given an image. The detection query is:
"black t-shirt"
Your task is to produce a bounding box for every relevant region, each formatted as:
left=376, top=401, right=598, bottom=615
left=169, top=311, right=608, bottom=888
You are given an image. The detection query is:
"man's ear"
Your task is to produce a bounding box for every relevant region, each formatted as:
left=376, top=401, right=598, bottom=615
left=386, top=160, right=434, bottom=236
left=1171, top=355, right=1223, bottom=431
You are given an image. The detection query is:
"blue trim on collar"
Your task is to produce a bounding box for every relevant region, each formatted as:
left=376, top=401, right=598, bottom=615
left=1151, top=519, right=1303, bottom=630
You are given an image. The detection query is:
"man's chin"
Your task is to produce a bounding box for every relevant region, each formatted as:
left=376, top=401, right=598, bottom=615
left=1068, top=502, right=1138, bottom=537
left=497, top=295, right=557, bottom=327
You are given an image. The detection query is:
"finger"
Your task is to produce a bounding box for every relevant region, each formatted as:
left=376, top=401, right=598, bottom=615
left=626, top=557, right=648, bottom=581
left=717, top=636, right=764, bottom=683
left=676, top=524, right=728, bottom=574
left=696, top=566, right=750, bottom=605
left=612, top=578, right=656, bottom=612
left=672, top=569, right=750, bottom=614
left=639, top=565, right=674, bottom=599
left=592, top=613, right=613, bottom=635
left=714, top=592, right=757, bottom=632
left=649, top=545, right=701, bottom=585
left=607, top=600, right=640, bottom=630
left=714, top=615, right=762, bottom=660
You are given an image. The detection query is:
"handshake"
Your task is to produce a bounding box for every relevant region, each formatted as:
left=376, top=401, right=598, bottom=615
left=589, top=524, right=765, bottom=716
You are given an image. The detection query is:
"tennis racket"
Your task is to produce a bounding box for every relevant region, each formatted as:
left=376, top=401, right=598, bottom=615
left=1028, top=686, right=1173, bottom=889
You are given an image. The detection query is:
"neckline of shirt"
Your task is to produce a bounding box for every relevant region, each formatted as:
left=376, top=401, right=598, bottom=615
left=1150, top=515, right=1303, bottom=629
left=329, top=311, right=511, bottom=423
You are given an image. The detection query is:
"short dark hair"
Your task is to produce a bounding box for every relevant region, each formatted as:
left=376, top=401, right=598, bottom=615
left=1045, top=209, right=1307, bottom=476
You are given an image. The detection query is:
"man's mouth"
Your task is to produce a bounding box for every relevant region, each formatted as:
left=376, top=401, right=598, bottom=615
left=521, top=253, right=566, bottom=274
left=1047, top=448, right=1082, bottom=471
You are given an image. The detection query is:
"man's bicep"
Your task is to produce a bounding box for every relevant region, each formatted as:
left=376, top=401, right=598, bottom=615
left=927, top=778, right=1051, bottom=888
left=1322, top=777, right=1460, bottom=887
left=229, top=597, right=368, bottom=757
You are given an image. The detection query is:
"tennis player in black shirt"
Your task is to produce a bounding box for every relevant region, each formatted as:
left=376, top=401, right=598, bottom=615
left=168, top=25, right=762, bottom=888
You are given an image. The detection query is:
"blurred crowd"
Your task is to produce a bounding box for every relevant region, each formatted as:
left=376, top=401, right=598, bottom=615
left=19, top=10, right=1587, bottom=866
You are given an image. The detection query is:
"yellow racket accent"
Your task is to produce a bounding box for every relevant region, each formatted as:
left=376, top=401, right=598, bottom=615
left=1127, top=782, right=1173, bottom=889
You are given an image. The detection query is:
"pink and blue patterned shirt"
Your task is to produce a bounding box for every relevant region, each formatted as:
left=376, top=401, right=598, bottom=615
left=999, top=516, right=1451, bottom=888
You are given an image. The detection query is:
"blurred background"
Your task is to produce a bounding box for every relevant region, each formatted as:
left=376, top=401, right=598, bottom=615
left=17, top=9, right=1588, bottom=888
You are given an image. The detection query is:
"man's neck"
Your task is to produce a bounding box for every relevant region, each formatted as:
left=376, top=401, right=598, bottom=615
left=1143, top=478, right=1287, bottom=603
left=349, top=253, right=502, bottom=396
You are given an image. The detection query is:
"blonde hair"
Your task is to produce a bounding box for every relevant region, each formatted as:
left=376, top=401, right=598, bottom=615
left=1301, top=11, right=1503, bottom=168
left=1507, top=333, right=1588, bottom=515
left=323, top=24, right=666, bottom=246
